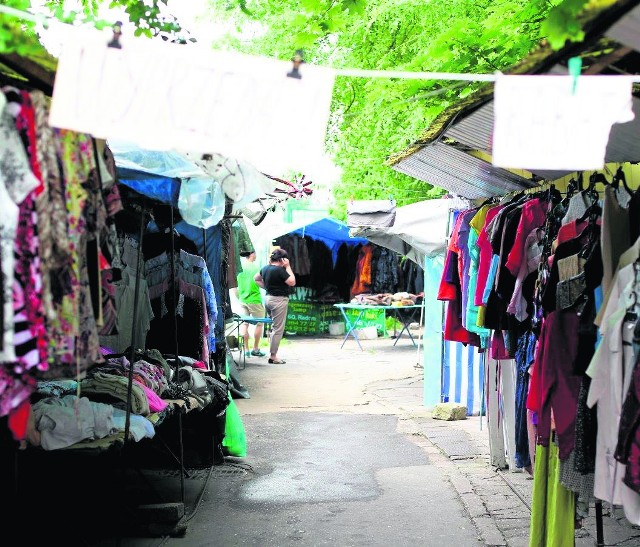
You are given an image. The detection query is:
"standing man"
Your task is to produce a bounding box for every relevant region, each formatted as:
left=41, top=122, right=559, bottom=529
left=254, top=248, right=296, bottom=364
left=235, top=251, right=267, bottom=359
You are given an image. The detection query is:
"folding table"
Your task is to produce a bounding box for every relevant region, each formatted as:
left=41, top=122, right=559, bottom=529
left=228, top=314, right=273, bottom=369
left=333, top=303, right=423, bottom=350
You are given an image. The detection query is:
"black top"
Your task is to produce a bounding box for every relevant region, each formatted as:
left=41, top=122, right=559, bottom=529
left=260, top=265, right=291, bottom=296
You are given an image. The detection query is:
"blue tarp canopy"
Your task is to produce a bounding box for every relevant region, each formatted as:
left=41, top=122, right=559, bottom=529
left=116, top=167, right=181, bottom=205
left=111, top=140, right=206, bottom=206
left=111, top=140, right=275, bottom=226
left=289, top=217, right=367, bottom=263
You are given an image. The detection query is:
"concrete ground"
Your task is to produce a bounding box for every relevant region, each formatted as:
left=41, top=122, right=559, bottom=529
left=220, top=333, right=640, bottom=547
left=20, top=331, right=640, bottom=545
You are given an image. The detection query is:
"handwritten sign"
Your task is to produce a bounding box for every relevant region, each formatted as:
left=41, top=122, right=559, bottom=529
left=343, top=308, right=386, bottom=337
left=49, top=29, right=336, bottom=175
left=492, top=74, right=634, bottom=170
left=285, top=302, right=344, bottom=335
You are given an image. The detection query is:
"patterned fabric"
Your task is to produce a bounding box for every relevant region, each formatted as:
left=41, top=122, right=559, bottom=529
left=574, top=376, right=597, bottom=474
left=13, top=91, right=48, bottom=374
left=144, top=250, right=217, bottom=352
left=0, top=93, right=41, bottom=417
left=0, top=105, right=39, bottom=366
left=47, top=130, right=103, bottom=376
left=30, top=91, right=66, bottom=328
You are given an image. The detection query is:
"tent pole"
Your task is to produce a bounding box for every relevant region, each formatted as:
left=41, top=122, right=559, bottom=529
left=170, top=206, right=186, bottom=504
left=415, top=291, right=425, bottom=368
left=202, top=227, right=211, bottom=369
left=441, top=209, right=453, bottom=404
left=123, top=200, right=146, bottom=451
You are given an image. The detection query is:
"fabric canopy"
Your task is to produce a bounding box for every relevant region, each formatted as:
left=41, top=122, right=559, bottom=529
left=248, top=216, right=368, bottom=265
left=111, top=140, right=275, bottom=227
left=290, top=217, right=367, bottom=255
left=350, top=197, right=469, bottom=265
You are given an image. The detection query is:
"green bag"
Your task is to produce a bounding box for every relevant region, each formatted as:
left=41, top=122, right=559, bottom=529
left=222, top=396, right=247, bottom=457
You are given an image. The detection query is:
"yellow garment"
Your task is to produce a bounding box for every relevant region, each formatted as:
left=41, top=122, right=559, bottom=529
left=476, top=305, right=486, bottom=328
left=529, top=443, right=575, bottom=547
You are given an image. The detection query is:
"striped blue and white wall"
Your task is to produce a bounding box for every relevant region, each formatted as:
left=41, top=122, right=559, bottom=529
left=442, top=340, right=485, bottom=416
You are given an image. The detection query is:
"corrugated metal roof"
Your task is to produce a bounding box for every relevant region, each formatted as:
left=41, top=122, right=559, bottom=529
left=606, top=4, right=640, bottom=51
left=390, top=0, right=640, bottom=199
left=444, top=101, right=494, bottom=151
left=393, top=143, right=537, bottom=199
left=409, top=82, right=640, bottom=186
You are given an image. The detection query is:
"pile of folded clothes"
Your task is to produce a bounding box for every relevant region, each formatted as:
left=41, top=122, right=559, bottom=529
left=350, top=292, right=421, bottom=306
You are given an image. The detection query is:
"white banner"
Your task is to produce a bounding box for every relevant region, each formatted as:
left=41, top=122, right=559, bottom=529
left=492, top=74, right=635, bottom=170
left=49, top=29, right=336, bottom=175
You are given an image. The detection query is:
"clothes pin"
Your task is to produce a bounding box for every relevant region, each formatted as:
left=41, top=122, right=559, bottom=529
left=287, top=49, right=304, bottom=79
left=568, top=56, right=582, bottom=95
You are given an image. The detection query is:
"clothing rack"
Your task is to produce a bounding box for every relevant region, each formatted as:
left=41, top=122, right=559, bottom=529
left=453, top=184, right=622, bottom=545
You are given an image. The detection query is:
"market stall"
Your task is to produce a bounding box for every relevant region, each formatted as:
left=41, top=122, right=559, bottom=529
left=0, top=79, right=282, bottom=534
left=384, top=3, right=640, bottom=540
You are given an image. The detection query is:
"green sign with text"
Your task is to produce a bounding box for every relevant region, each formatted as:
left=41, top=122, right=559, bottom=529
left=343, top=307, right=387, bottom=336
left=285, top=301, right=344, bottom=335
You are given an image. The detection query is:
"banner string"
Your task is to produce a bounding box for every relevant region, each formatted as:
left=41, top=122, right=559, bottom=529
left=3, top=4, right=640, bottom=83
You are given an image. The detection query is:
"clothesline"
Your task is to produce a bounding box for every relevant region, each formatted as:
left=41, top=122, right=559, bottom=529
left=3, top=5, right=640, bottom=84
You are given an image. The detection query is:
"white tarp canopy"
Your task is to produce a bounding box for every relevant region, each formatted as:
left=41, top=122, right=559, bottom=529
left=350, top=196, right=470, bottom=265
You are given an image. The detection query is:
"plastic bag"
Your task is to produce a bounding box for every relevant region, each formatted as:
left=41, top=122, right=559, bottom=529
left=177, top=176, right=225, bottom=229
left=190, top=152, right=273, bottom=210
left=222, top=397, right=247, bottom=457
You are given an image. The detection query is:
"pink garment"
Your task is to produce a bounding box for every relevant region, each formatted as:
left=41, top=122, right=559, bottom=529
left=555, top=217, right=601, bottom=248
left=474, top=206, right=503, bottom=306
left=527, top=310, right=582, bottom=460
left=505, top=198, right=548, bottom=276
left=490, top=330, right=510, bottom=360
left=506, top=227, right=543, bottom=322
left=135, top=381, right=168, bottom=413
left=192, top=360, right=207, bottom=370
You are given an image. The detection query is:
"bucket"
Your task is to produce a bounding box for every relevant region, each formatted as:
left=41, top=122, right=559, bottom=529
left=328, top=322, right=345, bottom=336
left=355, top=326, right=378, bottom=340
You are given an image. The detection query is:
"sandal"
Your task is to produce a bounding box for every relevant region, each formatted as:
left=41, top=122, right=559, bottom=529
left=268, top=358, right=286, bottom=364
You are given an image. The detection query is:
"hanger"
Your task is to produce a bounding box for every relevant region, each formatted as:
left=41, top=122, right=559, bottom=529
left=557, top=177, right=577, bottom=211
left=587, top=172, right=610, bottom=192
left=579, top=172, right=605, bottom=206
left=613, top=166, right=633, bottom=194
left=625, top=260, right=640, bottom=322
left=479, top=196, right=497, bottom=207
left=577, top=202, right=602, bottom=224
left=547, top=184, right=561, bottom=204
left=589, top=171, right=609, bottom=185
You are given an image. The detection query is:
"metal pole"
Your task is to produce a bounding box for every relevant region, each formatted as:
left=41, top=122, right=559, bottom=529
left=170, top=206, right=185, bottom=503
left=441, top=209, right=453, bottom=402
left=415, top=289, right=425, bottom=368
left=124, top=201, right=146, bottom=450
left=595, top=500, right=604, bottom=546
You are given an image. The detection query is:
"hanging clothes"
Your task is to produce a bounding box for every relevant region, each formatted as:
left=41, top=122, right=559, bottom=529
left=438, top=211, right=480, bottom=346
left=350, top=243, right=374, bottom=298
left=528, top=443, right=575, bottom=547
left=601, top=184, right=630, bottom=296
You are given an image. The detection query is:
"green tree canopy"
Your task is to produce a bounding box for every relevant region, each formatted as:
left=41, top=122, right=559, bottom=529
left=3, top=0, right=608, bottom=220
left=201, top=0, right=556, bottom=219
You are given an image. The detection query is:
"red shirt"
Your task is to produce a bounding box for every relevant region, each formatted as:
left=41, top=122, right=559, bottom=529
left=505, top=198, right=548, bottom=276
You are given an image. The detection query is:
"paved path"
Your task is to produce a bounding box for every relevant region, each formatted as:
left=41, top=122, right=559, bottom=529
left=35, top=332, right=640, bottom=545
left=230, top=334, right=640, bottom=547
